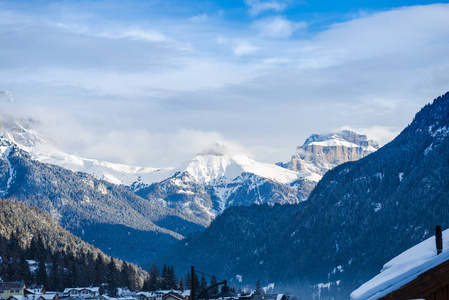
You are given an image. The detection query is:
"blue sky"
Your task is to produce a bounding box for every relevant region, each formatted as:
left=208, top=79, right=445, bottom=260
left=1, top=0, right=449, bottom=167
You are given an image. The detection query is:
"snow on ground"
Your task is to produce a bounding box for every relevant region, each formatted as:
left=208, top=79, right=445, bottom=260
left=29, top=144, right=174, bottom=186
left=309, top=140, right=361, bottom=148
left=0, top=145, right=15, bottom=197
left=351, top=229, right=449, bottom=300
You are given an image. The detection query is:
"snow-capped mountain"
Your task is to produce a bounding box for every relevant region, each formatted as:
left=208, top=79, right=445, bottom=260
left=281, top=130, right=379, bottom=176
left=1, top=117, right=377, bottom=224
left=134, top=144, right=319, bottom=222
left=0, top=118, right=172, bottom=186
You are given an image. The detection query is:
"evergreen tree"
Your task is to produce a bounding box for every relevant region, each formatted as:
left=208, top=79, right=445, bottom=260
left=185, top=272, right=192, bottom=290
left=161, top=264, right=169, bottom=290
left=148, top=263, right=160, bottom=291
left=107, top=259, right=118, bottom=297
left=193, top=273, right=200, bottom=297
left=198, top=276, right=208, bottom=299
left=255, top=280, right=263, bottom=295
left=36, top=256, right=48, bottom=287
left=179, top=276, right=184, bottom=291
left=169, top=265, right=177, bottom=289
left=210, top=275, right=219, bottom=296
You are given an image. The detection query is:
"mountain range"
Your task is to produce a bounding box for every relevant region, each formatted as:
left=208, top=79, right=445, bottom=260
left=0, top=118, right=377, bottom=222
left=0, top=112, right=380, bottom=276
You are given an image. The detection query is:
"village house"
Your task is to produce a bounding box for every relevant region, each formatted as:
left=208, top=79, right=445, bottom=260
left=137, top=291, right=189, bottom=300
left=0, top=282, right=26, bottom=300
left=137, top=292, right=156, bottom=300
left=161, top=292, right=185, bottom=300
left=24, top=286, right=46, bottom=296
left=63, top=288, right=100, bottom=299
left=351, top=226, right=449, bottom=300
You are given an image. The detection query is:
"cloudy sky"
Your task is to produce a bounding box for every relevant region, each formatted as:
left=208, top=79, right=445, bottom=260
left=1, top=0, right=449, bottom=167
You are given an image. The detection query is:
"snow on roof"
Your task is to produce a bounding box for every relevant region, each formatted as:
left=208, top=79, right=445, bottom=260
left=37, top=294, right=58, bottom=300
left=63, top=287, right=100, bottom=293
left=351, top=229, right=449, bottom=300
left=7, top=296, right=27, bottom=300
left=137, top=292, right=156, bottom=297
left=276, top=294, right=284, bottom=300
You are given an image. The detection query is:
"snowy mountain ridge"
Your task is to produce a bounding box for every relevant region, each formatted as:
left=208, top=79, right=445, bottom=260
left=0, top=117, right=376, bottom=225
left=0, top=119, right=316, bottom=187
left=0, top=118, right=173, bottom=186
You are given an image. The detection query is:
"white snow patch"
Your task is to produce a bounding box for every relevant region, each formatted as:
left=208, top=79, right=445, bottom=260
left=373, top=203, right=382, bottom=212
left=398, top=172, right=404, bottom=182
left=236, top=275, right=243, bottom=283
left=309, top=140, right=360, bottom=148
left=0, top=146, right=15, bottom=197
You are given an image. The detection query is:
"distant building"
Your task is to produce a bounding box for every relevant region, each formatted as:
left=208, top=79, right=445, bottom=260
left=63, top=288, right=100, bottom=299
left=161, top=292, right=186, bottom=300
left=246, top=295, right=285, bottom=300
left=0, top=282, right=26, bottom=300
left=24, top=286, right=46, bottom=295
left=36, top=293, right=60, bottom=300
left=137, top=292, right=156, bottom=300
left=137, top=291, right=188, bottom=300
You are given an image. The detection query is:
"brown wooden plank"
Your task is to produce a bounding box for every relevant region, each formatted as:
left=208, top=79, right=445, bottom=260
left=380, top=258, right=449, bottom=300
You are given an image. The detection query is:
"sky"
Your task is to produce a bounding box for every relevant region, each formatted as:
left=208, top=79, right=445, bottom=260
left=1, top=0, right=449, bottom=167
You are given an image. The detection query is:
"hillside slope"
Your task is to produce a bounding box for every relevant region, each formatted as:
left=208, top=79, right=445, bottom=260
left=159, top=92, right=449, bottom=299
left=0, top=138, right=206, bottom=264
left=0, top=199, right=145, bottom=291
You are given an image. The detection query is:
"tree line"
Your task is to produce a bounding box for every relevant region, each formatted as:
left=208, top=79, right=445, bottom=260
left=0, top=232, right=141, bottom=296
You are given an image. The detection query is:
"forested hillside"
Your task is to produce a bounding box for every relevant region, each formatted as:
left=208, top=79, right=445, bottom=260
left=0, top=140, right=206, bottom=263
left=158, top=92, right=449, bottom=299
left=0, top=199, right=145, bottom=293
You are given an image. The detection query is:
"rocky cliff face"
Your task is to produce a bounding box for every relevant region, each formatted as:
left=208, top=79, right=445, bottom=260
left=285, top=130, right=379, bottom=175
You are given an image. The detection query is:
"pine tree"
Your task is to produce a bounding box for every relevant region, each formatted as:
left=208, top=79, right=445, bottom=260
left=255, top=280, right=263, bottom=295
left=179, top=276, right=184, bottom=291
left=161, top=264, right=169, bottom=290
left=210, top=275, right=219, bottom=296
left=107, top=259, right=118, bottom=297
left=185, top=272, right=192, bottom=290
left=36, top=256, right=48, bottom=287
left=193, top=273, right=200, bottom=297
left=148, top=263, right=160, bottom=291
left=198, top=276, right=208, bottom=299
left=169, top=265, right=176, bottom=289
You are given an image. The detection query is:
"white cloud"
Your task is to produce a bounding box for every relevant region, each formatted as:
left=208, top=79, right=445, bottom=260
left=233, top=41, right=259, bottom=56
left=0, top=91, right=14, bottom=102
left=244, top=0, right=287, bottom=16
left=97, top=28, right=168, bottom=43
left=190, top=13, right=209, bottom=23
left=253, top=16, right=307, bottom=38
left=2, top=3, right=449, bottom=167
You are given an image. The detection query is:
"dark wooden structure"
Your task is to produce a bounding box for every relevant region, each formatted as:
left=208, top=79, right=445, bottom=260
left=380, top=257, right=449, bottom=300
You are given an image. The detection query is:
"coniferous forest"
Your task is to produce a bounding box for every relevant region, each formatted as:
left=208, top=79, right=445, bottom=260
left=0, top=199, right=144, bottom=294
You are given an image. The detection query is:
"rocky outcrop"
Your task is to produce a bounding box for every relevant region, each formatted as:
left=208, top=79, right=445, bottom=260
left=286, top=130, right=379, bottom=175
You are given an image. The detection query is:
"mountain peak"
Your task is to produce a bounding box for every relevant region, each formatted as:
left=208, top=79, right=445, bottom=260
left=301, top=130, right=379, bottom=151
left=286, top=130, right=379, bottom=175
